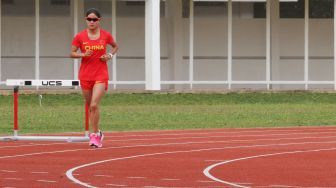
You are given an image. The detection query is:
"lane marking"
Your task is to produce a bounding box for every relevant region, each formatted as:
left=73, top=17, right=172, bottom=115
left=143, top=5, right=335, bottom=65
left=1, top=170, right=16, bottom=173
left=94, top=174, right=112, bottom=177
left=0, top=143, right=69, bottom=149
left=205, top=160, right=228, bottom=162
left=268, top=185, right=298, bottom=188
left=197, top=180, right=216, bottom=183
left=161, top=178, right=180, bottom=181
left=4, top=178, right=22, bottom=180
left=37, top=180, right=57, bottom=183
left=66, top=140, right=336, bottom=188
left=106, top=184, right=127, bottom=187
left=203, top=147, right=336, bottom=188
left=232, top=182, right=254, bottom=185
left=126, top=176, right=147, bottom=179
left=31, top=171, right=49, bottom=174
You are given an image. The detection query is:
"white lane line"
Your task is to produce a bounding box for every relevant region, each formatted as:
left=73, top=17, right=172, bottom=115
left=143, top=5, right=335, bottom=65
left=203, top=147, right=336, bottom=188
left=143, top=186, right=176, bottom=188
left=31, top=171, right=49, bottom=174
left=126, top=176, right=147, bottom=179
left=1, top=170, right=17, bottom=173
left=0, top=148, right=91, bottom=159
left=66, top=140, right=336, bottom=188
left=161, top=178, right=180, bottom=181
left=267, top=185, right=298, bottom=188
left=4, top=178, right=22, bottom=180
left=0, top=143, right=69, bottom=149
left=106, top=184, right=127, bottom=187
left=197, top=180, right=216, bottom=183
left=232, top=182, right=254, bottom=185
left=94, top=174, right=112, bottom=177
left=0, top=138, right=84, bottom=149
left=205, top=160, right=228, bottom=162
left=37, top=180, right=57, bottom=183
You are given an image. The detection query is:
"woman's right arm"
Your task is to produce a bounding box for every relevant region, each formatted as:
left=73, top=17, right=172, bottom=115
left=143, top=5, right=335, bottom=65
left=70, top=45, right=84, bottom=58
left=71, top=45, right=93, bottom=59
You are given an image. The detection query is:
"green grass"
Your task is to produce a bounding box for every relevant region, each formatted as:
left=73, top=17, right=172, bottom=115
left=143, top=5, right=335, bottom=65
left=1, top=92, right=336, bottom=134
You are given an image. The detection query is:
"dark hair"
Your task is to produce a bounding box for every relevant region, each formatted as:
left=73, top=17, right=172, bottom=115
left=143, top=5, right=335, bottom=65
left=85, top=8, right=101, bottom=18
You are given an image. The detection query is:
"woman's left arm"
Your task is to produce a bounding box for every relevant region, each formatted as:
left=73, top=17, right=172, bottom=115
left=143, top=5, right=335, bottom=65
left=100, top=41, right=119, bottom=62
left=110, top=41, right=119, bottom=56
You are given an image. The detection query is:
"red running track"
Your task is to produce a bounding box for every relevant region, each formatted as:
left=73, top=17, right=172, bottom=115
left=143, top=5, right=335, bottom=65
left=1, top=126, right=336, bottom=188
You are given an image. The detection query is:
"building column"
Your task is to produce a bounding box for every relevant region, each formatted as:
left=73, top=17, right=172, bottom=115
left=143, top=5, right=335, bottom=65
left=266, top=0, right=271, bottom=89
left=112, top=0, right=117, bottom=89
left=145, top=0, right=161, bottom=90
left=165, top=0, right=183, bottom=90
left=270, top=0, right=280, bottom=89
left=35, top=0, right=40, bottom=82
left=304, top=0, right=309, bottom=90
left=228, top=0, right=232, bottom=89
left=71, top=0, right=84, bottom=81
left=71, top=0, right=79, bottom=81
left=334, top=0, right=336, bottom=90
left=0, top=0, right=2, bottom=83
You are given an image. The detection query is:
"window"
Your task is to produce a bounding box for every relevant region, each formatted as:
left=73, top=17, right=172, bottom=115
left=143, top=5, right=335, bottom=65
left=116, top=0, right=165, bottom=17
left=50, top=0, right=69, bottom=6
left=182, top=0, right=189, bottom=18
left=309, top=0, right=333, bottom=18
left=2, top=0, right=14, bottom=5
left=253, top=2, right=266, bottom=18
left=2, top=0, right=35, bottom=16
left=41, top=0, right=70, bottom=16
left=280, top=0, right=304, bottom=18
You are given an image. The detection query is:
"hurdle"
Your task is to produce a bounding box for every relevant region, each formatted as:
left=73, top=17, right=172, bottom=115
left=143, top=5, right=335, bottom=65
left=0, top=79, right=89, bottom=142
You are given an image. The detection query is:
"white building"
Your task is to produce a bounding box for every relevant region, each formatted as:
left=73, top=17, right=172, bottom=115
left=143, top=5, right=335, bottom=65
left=0, top=0, right=335, bottom=90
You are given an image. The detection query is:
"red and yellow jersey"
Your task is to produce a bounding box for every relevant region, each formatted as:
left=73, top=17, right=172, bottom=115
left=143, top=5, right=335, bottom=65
left=72, top=29, right=114, bottom=81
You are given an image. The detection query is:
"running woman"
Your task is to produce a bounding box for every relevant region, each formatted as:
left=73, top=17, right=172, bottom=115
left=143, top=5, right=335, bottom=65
left=70, top=8, right=119, bottom=148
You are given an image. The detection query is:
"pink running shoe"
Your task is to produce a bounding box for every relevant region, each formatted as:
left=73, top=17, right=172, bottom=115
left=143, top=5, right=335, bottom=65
left=94, top=131, right=104, bottom=148
left=89, top=133, right=97, bottom=147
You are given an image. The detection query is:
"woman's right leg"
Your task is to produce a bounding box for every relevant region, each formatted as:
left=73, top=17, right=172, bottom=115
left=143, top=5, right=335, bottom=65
left=82, top=89, right=92, bottom=110
left=89, top=83, right=106, bottom=133
left=82, top=89, right=94, bottom=146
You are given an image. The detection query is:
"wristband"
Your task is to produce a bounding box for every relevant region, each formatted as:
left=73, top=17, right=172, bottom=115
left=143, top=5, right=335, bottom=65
left=108, top=53, right=113, bottom=59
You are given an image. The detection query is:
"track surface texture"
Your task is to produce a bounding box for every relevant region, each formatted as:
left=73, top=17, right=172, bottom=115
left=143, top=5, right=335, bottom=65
left=1, top=126, right=336, bottom=188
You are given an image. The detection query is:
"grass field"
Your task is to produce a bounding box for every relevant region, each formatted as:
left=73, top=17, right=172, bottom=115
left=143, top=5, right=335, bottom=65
left=1, top=92, right=336, bottom=134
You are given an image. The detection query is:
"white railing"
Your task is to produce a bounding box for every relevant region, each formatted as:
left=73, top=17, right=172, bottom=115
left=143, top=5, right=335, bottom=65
left=1, top=80, right=335, bottom=89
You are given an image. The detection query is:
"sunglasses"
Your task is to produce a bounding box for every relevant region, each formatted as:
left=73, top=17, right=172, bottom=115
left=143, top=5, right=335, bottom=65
left=86, top=17, right=99, bottom=22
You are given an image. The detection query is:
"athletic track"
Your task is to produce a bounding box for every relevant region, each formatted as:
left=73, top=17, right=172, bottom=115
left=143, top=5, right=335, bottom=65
left=1, top=126, right=336, bottom=188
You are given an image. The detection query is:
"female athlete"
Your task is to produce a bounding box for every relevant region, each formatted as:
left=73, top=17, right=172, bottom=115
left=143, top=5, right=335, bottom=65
left=70, top=8, right=119, bottom=148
